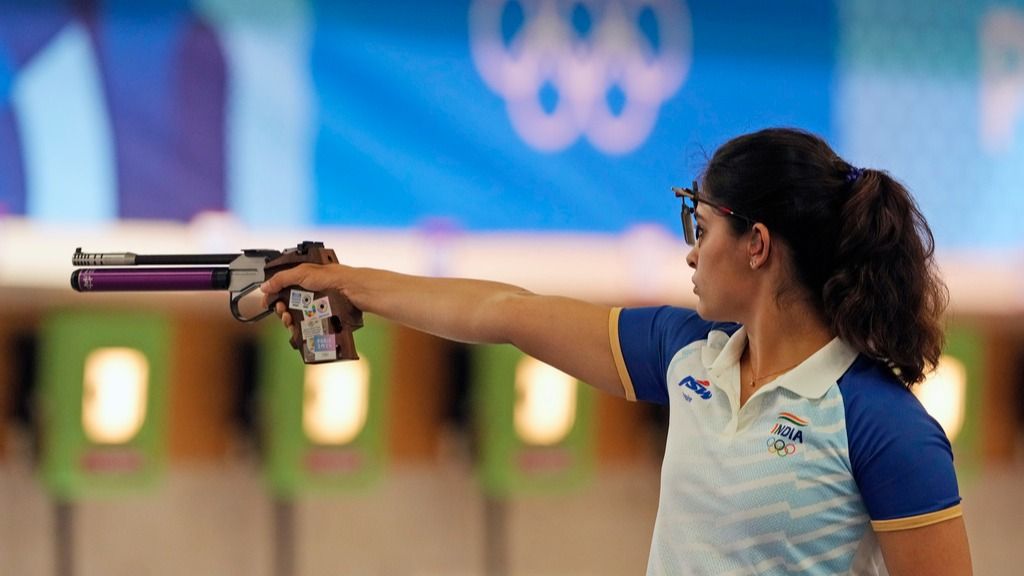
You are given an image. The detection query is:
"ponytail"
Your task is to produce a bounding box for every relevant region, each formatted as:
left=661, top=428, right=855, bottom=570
left=822, top=169, right=948, bottom=385
left=703, top=128, right=948, bottom=387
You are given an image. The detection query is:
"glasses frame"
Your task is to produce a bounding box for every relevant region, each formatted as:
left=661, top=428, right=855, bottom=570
left=671, top=180, right=756, bottom=246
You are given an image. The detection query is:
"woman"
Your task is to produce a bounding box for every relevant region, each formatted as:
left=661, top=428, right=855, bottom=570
left=262, top=128, right=972, bottom=575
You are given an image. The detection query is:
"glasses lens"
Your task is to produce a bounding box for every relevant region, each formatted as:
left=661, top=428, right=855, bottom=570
left=680, top=196, right=697, bottom=245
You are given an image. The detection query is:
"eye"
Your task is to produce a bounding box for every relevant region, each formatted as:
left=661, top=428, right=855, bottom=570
left=695, top=224, right=704, bottom=242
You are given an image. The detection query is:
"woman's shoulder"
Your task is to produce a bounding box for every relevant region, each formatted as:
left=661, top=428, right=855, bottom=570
left=836, top=356, right=922, bottom=411
left=836, top=355, right=949, bottom=454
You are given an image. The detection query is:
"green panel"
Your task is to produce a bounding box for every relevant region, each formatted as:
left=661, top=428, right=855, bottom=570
left=943, top=323, right=983, bottom=484
left=473, top=345, right=595, bottom=497
left=260, top=318, right=390, bottom=497
left=38, top=311, right=170, bottom=501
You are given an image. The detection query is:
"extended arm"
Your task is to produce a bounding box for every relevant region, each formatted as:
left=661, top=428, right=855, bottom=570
left=261, top=263, right=626, bottom=397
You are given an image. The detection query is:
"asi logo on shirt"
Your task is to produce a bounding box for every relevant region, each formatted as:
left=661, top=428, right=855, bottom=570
left=677, top=375, right=712, bottom=401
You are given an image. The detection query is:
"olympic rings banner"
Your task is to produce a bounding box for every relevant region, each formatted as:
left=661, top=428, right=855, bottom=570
left=0, top=0, right=1021, bottom=248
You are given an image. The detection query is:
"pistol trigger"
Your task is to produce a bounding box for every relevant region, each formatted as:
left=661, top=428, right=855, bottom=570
left=230, top=283, right=274, bottom=322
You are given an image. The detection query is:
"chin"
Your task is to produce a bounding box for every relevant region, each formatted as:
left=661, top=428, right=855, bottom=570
left=695, top=300, right=730, bottom=323
left=694, top=299, right=711, bottom=319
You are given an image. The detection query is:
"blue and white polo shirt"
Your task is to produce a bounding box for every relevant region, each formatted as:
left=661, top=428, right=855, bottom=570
left=609, top=306, right=962, bottom=576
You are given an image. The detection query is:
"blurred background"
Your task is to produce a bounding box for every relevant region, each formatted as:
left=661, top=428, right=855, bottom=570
left=0, top=0, right=1022, bottom=574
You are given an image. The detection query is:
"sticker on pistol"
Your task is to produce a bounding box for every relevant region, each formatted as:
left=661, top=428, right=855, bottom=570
left=312, top=297, right=333, bottom=319
left=300, top=318, right=327, bottom=339
left=289, top=290, right=314, bottom=310
left=311, top=334, right=337, bottom=361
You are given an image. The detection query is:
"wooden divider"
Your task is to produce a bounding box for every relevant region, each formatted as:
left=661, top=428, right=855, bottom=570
left=167, top=314, right=253, bottom=461
left=982, top=325, right=1024, bottom=465
left=387, top=327, right=454, bottom=462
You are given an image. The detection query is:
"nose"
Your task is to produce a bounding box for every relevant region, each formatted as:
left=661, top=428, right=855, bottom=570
left=685, top=246, right=697, bottom=269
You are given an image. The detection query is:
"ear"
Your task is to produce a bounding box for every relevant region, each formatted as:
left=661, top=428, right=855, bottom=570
left=748, top=223, right=771, bottom=269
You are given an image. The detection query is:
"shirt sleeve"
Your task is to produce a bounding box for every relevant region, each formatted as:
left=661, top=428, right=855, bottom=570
left=839, top=359, right=963, bottom=531
left=610, top=306, right=719, bottom=404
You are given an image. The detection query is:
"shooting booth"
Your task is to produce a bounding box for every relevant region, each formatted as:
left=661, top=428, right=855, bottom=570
left=38, top=310, right=170, bottom=498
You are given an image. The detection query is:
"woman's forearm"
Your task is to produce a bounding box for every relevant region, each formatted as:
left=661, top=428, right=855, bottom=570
left=340, top=266, right=533, bottom=344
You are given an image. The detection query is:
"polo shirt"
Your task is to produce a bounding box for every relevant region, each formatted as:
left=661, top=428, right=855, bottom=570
left=609, top=306, right=962, bottom=576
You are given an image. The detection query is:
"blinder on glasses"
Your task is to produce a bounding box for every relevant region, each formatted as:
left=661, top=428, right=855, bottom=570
left=671, top=180, right=755, bottom=246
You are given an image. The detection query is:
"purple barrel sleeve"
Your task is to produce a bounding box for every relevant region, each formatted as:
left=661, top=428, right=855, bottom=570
left=71, top=267, right=229, bottom=291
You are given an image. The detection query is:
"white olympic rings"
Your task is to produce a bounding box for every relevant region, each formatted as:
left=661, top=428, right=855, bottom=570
left=469, top=0, right=692, bottom=154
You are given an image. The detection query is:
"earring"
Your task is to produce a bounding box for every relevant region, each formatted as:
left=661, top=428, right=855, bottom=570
left=750, top=260, right=756, bottom=268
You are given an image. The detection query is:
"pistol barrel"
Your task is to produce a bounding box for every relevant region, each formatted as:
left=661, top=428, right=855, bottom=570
left=73, top=248, right=239, bottom=266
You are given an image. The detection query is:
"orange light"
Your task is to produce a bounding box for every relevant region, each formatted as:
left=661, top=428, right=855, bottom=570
left=82, top=348, right=149, bottom=444
left=914, top=355, right=968, bottom=442
left=514, top=357, right=577, bottom=446
left=303, top=359, right=370, bottom=445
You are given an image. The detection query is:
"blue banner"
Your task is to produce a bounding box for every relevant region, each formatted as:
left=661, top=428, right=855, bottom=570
left=0, top=0, right=1021, bottom=248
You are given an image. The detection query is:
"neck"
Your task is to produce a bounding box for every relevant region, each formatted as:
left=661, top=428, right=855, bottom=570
left=742, top=296, right=833, bottom=379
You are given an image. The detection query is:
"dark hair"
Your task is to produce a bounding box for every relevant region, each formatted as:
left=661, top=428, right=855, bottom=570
left=702, top=128, right=947, bottom=386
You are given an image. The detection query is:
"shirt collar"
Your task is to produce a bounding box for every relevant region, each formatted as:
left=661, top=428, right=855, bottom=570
left=708, top=327, right=860, bottom=399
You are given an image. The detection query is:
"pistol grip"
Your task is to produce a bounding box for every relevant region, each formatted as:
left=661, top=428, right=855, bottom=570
left=275, top=286, right=364, bottom=363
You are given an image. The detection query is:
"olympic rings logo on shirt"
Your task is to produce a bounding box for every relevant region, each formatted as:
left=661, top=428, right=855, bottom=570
left=766, top=438, right=797, bottom=457
left=468, top=0, right=692, bottom=154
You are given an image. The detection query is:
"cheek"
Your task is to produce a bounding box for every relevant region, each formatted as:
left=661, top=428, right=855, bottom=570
left=697, top=247, right=748, bottom=294
left=692, top=230, right=746, bottom=281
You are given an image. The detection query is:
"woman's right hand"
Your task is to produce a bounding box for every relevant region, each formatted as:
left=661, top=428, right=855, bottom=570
left=260, top=262, right=347, bottom=330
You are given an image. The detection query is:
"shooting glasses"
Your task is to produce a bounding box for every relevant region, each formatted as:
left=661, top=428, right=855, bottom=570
left=671, top=180, right=756, bottom=246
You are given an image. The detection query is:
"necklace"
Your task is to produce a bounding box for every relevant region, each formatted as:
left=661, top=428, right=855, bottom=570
left=747, top=359, right=803, bottom=388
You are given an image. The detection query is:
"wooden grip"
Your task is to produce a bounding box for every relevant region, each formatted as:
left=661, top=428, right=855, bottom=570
left=277, top=287, right=363, bottom=363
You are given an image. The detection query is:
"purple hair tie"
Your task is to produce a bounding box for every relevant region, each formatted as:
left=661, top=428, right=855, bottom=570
left=846, top=167, right=864, bottom=183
